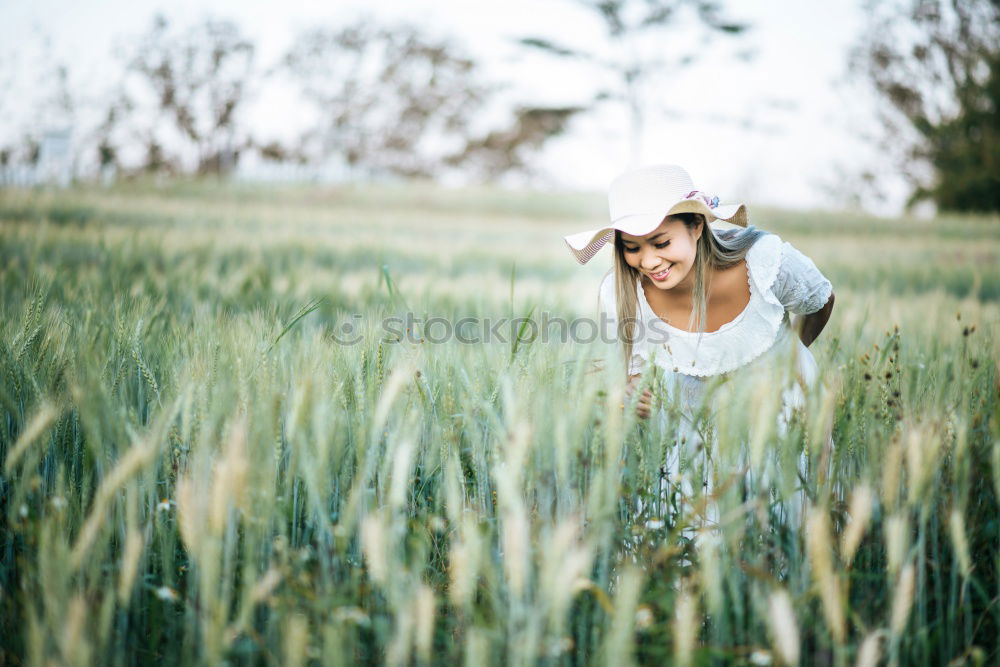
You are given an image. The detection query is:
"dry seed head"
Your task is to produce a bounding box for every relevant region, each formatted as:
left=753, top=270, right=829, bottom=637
left=282, top=613, right=309, bottom=667
left=443, top=453, right=464, bottom=524
left=697, top=529, right=723, bottom=615
left=884, top=514, right=909, bottom=578
left=767, top=589, right=800, bottom=666
left=70, top=442, right=156, bottom=570
left=4, top=401, right=59, bottom=473
left=818, top=572, right=846, bottom=644
left=905, top=423, right=941, bottom=506
left=372, top=362, right=415, bottom=439
left=210, top=418, right=249, bottom=533
left=806, top=508, right=834, bottom=582
left=855, top=632, right=882, bottom=667
left=464, top=627, right=489, bottom=667
left=806, top=508, right=845, bottom=643
left=673, top=580, right=699, bottom=667
left=284, top=376, right=312, bottom=443
left=387, top=606, right=415, bottom=667
left=904, top=427, right=924, bottom=506
left=414, top=584, right=436, bottom=662
left=808, top=379, right=840, bottom=458
left=891, top=562, right=916, bottom=634
left=948, top=510, right=972, bottom=578
left=504, top=420, right=532, bottom=476
left=61, top=594, right=91, bottom=666
left=117, top=529, right=144, bottom=602
left=175, top=476, right=202, bottom=554
left=360, top=513, right=390, bottom=586
left=448, top=517, right=482, bottom=609
left=501, top=511, right=529, bottom=598
left=881, top=443, right=902, bottom=511
left=841, top=483, right=874, bottom=566
left=541, top=521, right=593, bottom=629
left=251, top=568, right=284, bottom=603
left=604, top=567, right=643, bottom=667
left=388, top=439, right=415, bottom=511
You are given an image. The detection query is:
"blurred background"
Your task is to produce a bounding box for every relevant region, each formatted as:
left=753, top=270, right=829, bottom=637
left=0, top=0, right=997, bottom=216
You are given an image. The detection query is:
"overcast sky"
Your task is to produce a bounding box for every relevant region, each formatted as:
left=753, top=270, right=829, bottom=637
left=0, top=0, right=905, bottom=212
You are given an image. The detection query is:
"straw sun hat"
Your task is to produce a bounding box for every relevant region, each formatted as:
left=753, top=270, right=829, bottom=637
left=564, top=164, right=748, bottom=264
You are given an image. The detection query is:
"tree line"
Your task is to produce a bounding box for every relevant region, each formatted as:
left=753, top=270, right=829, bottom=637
left=0, top=2, right=756, bottom=186
left=0, top=15, right=584, bottom=183
left=1, top=1, right=996, bottom=213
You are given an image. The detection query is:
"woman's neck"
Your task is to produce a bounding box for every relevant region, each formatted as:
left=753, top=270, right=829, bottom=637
left=671, top=263, right=711, bottom=298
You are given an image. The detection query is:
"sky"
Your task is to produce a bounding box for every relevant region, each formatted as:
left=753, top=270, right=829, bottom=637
left=0, top=0, right=906, bottom=213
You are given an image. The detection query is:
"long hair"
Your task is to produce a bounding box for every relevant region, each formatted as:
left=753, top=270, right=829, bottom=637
left=612, top=214, right=766, bottom=372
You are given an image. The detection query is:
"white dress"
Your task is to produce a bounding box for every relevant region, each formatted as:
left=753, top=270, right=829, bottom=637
left=598, top=233, right=833, bottom=523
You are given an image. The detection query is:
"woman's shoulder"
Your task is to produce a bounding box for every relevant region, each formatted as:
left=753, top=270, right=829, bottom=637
left=745, top=230, right=782, bottom=257
left=744, top=232, right=784, bottom=291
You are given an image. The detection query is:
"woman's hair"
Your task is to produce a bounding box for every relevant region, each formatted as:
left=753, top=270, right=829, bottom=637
left=612, top=213, right=766, bottom=372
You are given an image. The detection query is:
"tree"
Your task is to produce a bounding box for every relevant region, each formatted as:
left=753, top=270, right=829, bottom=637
left=851, top=0, right=1000, bottom=213
left=518, top=0, right=751, bottom=164
left=281, top=22, right=488, bottom=178
left=115, top=15, right=255, bottom=175
left=446, top=106, right=582, bottom=178
left=279, top=20, right=581, bottom=180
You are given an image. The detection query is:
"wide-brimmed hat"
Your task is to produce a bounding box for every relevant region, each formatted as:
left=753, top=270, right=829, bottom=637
left=564, top=164, right=748, bottom=264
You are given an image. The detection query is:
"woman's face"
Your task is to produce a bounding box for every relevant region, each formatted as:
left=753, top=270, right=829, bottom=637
left=619, top=216, right=703, bottom=291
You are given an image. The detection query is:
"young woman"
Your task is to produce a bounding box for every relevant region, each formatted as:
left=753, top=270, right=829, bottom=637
left=565, top=164, right=835, bottom=518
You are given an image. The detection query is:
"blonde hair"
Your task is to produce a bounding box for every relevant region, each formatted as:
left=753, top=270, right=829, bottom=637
left=612, top=214, right=765, bottom=373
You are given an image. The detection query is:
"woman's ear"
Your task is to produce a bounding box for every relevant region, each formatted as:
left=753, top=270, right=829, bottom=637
left=691, top=218, right=705, bottom=242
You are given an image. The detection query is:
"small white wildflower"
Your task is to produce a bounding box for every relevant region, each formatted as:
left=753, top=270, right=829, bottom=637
left=50, top=496, right=67, bottom=510
left=635, top=605, right=655, bottom=630
left=18, top=504, right=28, bottom=518
left=155, top=586, right=178, bottom=602
left=548, top=637, right=574, bottom=656
left=749, top=649, right=773, bottom=665
left=157, top=499, right=172, bottom=512
left=645, top=518, right=665, bottom=530
left=334, top=607, right=370, bottom=626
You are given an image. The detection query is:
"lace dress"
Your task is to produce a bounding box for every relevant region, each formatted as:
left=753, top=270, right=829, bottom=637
left=598, top=233, right=833, bottom=521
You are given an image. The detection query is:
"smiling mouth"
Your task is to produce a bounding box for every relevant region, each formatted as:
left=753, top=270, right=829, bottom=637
left=649, top=265, right=672, bottom=281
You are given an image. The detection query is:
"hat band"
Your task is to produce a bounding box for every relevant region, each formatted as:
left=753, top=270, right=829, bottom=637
left=685, top=190, right=720, bottom=209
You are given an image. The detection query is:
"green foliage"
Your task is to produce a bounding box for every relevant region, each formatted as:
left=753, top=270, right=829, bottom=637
left=853, top=0, right=1000, bottom=213
left=916, top=52, right=1000, bottom=212
left=0, top=183, right=998, bottom=665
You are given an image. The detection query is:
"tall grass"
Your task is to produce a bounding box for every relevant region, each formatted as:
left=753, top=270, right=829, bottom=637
left=1, top=183, right=997, bottom=665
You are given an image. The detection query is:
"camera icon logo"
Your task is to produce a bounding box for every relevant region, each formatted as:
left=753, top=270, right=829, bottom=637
left=331, top=314, right=364, bottom=345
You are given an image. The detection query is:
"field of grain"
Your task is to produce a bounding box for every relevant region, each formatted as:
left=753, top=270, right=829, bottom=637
left=1, top=181, right=998, bottom=665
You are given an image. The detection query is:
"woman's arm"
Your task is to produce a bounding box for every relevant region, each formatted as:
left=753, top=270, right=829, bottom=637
left=798, top=291, right=835, bottom=347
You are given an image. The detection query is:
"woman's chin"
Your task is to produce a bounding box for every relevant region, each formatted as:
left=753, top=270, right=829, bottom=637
left=647, top=274, right=677, bottom=290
